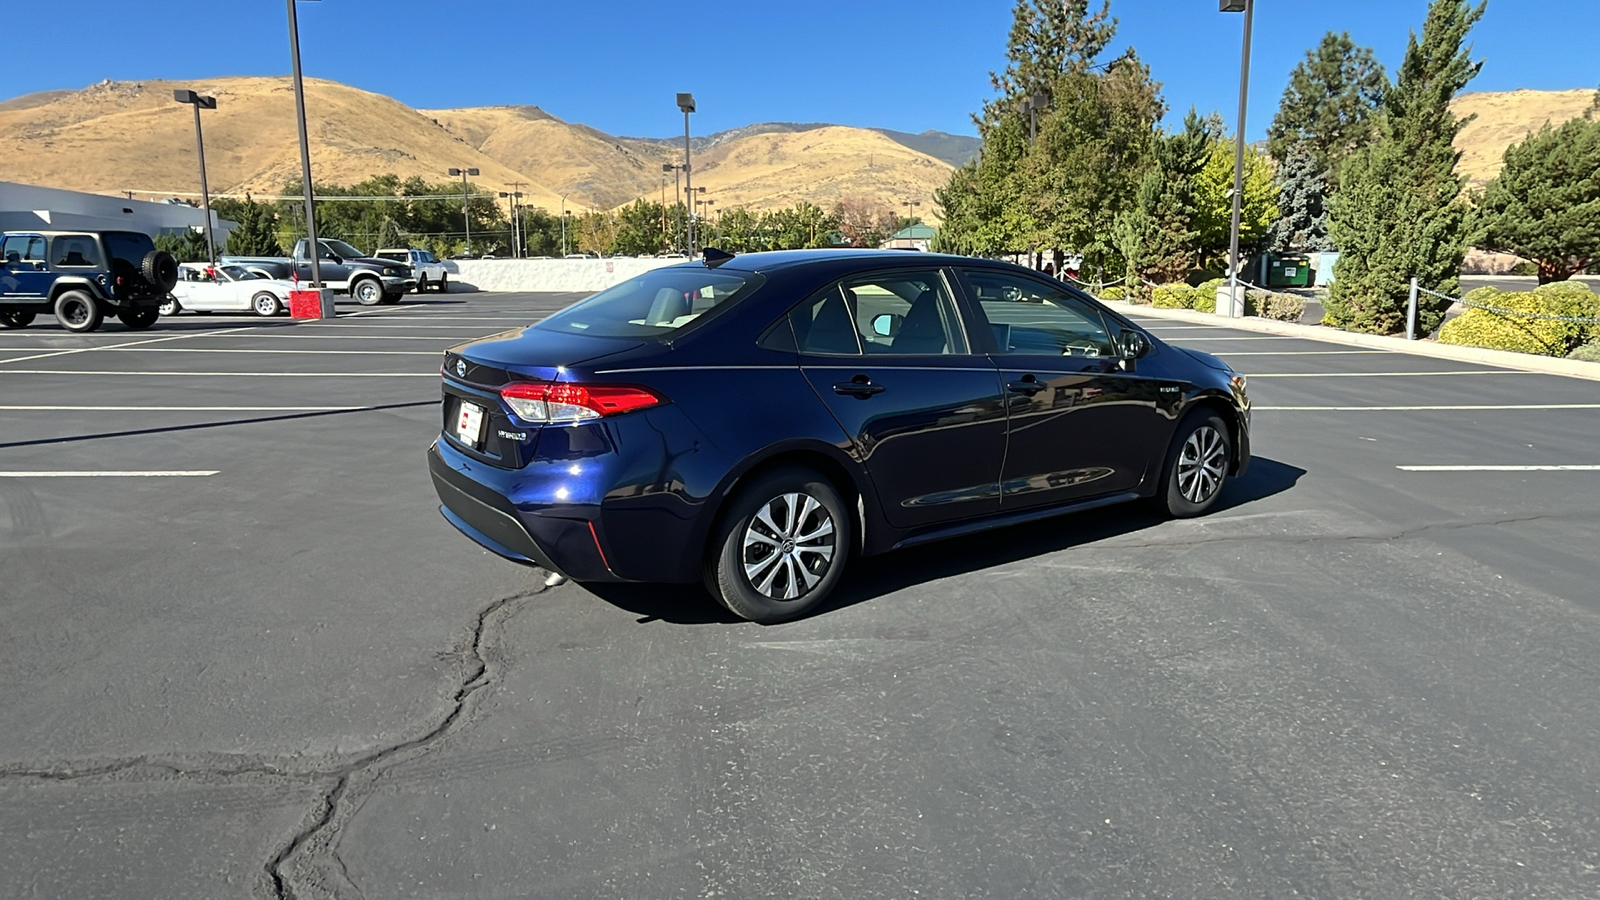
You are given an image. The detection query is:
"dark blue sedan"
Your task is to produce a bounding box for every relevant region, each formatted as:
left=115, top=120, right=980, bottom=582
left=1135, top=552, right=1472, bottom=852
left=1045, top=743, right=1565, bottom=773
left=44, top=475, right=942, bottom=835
left=428, top=250, right=1250, bottom=623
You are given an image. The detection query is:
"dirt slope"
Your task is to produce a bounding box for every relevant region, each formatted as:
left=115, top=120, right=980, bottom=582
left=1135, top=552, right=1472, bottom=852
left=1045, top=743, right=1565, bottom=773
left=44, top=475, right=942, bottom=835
left=1453, top=89, right=1597, bottom=183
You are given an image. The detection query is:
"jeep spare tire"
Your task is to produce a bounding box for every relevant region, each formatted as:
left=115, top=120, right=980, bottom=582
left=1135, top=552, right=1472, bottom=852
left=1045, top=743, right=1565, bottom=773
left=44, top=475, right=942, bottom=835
left=142, top=250, right=180, bottom=292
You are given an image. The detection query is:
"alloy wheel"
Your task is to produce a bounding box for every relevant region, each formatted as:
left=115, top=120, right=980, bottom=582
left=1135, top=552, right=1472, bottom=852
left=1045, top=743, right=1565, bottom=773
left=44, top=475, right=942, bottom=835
left=741, top=492, right=836, bottom=601
left=1176, top=425, right=1227, bottom=504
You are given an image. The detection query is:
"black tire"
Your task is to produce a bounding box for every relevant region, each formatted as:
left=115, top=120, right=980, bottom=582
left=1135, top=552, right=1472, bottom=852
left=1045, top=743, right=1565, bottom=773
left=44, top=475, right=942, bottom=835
left=380, top=292, right=403, bottom=305
left=252, top=292, right=283, bottom=317
left=54, top=290, right=102, bottom=333
left=158, top=297, right=181, bottom=316
left=141, top=250, right=180, bottom=292
left=1156, top=410, right=1231, bottom=518
left=117, top=307, right=160, bottom=330
left=351, top=277, right=384, bottom=306
left=704, top=467, right=850, bottom=624
left=415, top=275, right=428, bottom=294
left=0, top=310, right=35, bottom=329
left=437, top=273, right=448, bottom=293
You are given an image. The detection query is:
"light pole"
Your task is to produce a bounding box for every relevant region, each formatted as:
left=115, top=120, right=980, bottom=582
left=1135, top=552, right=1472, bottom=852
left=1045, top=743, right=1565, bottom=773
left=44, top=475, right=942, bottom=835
left=173, top=90, right=218, bottom=265
left=499, top=186, right=525, bottom=258
left=287, top=0, right=322, bottom=287
left=1220, top=0, right=1255, bottom=318
left=663, top=163, right=684, bottom=252
left=560, top=195, right=569, bottom=256
left=1019, top=92, right=1049, bottom=142
left=448, top=167, right=480, bottom=255
left=676, top=93, right=695, bottom=253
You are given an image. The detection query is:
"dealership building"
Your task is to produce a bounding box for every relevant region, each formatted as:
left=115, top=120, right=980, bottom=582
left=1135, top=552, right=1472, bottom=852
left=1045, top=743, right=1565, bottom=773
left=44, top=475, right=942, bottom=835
left=0, top=181, right=232, bottom=240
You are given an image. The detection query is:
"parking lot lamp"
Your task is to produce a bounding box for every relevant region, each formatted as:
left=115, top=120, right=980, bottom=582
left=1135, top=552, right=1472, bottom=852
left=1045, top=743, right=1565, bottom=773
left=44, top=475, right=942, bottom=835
left=500, top=186, right=525, bottom=258
left=287, top=0, right=322, bottom=286
left=676, top=93, right=695, bottom=252
left=1220, top=0, right=1255, bottom=318
left=172, top=90, right=219, bottom=266
left=1019, top=93, right=1049, bottom=142
left=448, top=167, right=480, bottom=254
left=560, top=195, right=569, bottom=256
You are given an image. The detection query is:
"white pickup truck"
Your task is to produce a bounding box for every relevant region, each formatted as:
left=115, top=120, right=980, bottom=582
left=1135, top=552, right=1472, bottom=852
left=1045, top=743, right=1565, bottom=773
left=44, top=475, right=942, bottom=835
left=375, top=247, right=451, bottom=293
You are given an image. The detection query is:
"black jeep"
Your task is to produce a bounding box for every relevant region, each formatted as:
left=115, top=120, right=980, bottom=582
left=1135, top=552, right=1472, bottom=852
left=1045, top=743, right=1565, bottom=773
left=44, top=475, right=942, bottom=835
left=0, top=230, right=180, bottom=332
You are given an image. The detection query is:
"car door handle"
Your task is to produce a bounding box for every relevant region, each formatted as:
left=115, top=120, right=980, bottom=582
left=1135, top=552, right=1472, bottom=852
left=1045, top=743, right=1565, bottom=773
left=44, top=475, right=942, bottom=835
left=833, top=377, right=885, bottom=397
left=1007, top=377, right=1047, bottom=396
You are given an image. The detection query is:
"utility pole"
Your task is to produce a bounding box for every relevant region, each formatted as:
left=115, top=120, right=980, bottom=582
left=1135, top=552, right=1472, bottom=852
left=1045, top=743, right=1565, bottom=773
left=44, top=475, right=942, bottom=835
left=287, top=0, right=322, bottom=287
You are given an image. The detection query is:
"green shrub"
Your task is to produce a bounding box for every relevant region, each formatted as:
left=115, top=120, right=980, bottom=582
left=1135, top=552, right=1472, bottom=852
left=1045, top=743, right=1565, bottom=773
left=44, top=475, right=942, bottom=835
left=1151, top=284, right=1197, bottom=309
left=1509, top=260, right=1538, bottom=276
left=1192, top=279, right=1225, bottom=314
left=1124, top=283, right=1153, bottom=306
left=1462, top=285, right=1504, bottom=307
left=1437, top=289, right=1592, bottom=356
left=1244, top=290, right=1306, bottom=321
left=1097, top=285, right=1127, bottom=303
left=1567, top=340, right=1600, bottom=362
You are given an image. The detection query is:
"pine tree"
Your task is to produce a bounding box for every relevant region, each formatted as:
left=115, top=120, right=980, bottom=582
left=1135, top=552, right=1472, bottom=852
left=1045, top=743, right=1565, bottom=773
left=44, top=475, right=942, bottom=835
left=1115, top=110, right=1216, bottom=284
left=1268, top=143, right=1332, bottom=252
left=1325, top=0, right=1484, bottom=335
left=1265, top=31, right=1387, bottom=187
left=218, top=194, right=284, bottom=258
left=1478, top=117, right=1600, bottom=282
left=986, top=0, right=1116, bottom=120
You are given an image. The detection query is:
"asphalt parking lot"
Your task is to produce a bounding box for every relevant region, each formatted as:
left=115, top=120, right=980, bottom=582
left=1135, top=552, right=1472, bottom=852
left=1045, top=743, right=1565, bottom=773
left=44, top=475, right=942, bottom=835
left=3, top=292, right=1600, bottom=899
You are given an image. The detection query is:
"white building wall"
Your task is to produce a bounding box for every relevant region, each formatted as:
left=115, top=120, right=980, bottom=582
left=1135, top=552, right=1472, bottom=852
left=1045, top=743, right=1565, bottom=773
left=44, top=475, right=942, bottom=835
left=448, top=257, right=681, bottom=293
left=0, top=181, right=233, bottom=240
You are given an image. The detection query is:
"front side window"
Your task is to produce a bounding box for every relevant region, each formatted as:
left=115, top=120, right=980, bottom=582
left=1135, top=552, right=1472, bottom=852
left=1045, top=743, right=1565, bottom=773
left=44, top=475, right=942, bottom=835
left=319, top=239, right=366, bottom=260
left=958, top=269, right=1116, bottom=358
left=51, top=235, right=103, bottom=269
left=1, top=235, right=46, bottom=264
left=535, top=267, right=763, bottom=339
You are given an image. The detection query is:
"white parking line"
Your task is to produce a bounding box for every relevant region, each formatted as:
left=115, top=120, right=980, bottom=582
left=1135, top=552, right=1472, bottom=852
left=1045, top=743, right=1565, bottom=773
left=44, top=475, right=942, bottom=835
left=100, top=348, right=439, bottom=356
left=0, top=405, right=369, bottom=411
left=1246, top=370, right=1528, bottom=378
left=286, top=323, right=513, bottom=330
left=1257, top=404, right=1600, bottom=411
left=1398, top=465, right=1600, bottom=472
left=0, top=327, right=256, bottom=364
left=0, top=370, right=435, bottom=377
left=0, top=470, right=219, bottom=477
left=1211, top=350, right=1389, bottom=356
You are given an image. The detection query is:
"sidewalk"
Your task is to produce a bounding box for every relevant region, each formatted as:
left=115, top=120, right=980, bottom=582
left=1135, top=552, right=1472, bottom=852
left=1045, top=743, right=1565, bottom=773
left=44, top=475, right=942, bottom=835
left=1106, top=301, right=1600, bottom=383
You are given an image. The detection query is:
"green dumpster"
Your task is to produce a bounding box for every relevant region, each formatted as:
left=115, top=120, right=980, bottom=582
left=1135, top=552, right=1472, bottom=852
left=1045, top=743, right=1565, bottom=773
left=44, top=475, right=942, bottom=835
left=1265, top=255, right=1311, bottom=288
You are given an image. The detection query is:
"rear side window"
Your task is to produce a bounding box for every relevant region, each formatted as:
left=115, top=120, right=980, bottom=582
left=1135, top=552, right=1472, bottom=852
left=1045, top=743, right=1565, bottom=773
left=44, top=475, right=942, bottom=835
left=376, top=251, right=405, bottom=262
left=535, top=267, right=764, bottom=339
left=51, top=235, right=103, bottom=269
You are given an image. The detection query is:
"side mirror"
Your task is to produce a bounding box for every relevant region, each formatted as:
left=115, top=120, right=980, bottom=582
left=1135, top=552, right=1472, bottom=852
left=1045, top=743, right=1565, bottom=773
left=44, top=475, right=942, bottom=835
left=1120, top=330, right=1150, bottom=361
left=324, top=252, right=341, bottom=262
left=871, top=312, right=903, bottom=337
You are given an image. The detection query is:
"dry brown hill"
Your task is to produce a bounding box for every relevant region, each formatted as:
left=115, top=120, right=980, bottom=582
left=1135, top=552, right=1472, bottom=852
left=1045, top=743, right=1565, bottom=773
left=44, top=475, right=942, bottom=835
left=422, top=105, right=671, bottom=210
left=0, top=76, right=565, bottom=209
left=1453, top=88, right=1597, bottom=183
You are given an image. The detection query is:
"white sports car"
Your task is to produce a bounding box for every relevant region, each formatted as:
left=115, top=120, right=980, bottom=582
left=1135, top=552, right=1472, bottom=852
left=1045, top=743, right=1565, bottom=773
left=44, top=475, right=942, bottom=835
left=162, top=264, right=295, bottom=317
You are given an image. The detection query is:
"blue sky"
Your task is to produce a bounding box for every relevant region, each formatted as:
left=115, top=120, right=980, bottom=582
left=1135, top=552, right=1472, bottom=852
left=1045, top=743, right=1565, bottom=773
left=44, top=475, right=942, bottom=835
left=13, top=1, right=1600, bottom=140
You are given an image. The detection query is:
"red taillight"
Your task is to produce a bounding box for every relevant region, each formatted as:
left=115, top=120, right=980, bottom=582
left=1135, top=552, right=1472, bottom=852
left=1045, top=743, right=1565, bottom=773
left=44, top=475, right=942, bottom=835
left=500, top=382, right=664, bottom=423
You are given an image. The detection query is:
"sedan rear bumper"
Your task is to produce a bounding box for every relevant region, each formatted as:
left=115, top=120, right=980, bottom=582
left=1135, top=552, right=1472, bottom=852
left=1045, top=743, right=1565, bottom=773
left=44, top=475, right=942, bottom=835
left=428, top=440, right=621, bottom=582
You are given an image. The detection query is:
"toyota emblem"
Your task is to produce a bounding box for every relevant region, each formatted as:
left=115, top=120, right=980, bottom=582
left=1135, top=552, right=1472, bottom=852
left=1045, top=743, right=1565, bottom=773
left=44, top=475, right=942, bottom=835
left=455, top=359, right=467, bottom=378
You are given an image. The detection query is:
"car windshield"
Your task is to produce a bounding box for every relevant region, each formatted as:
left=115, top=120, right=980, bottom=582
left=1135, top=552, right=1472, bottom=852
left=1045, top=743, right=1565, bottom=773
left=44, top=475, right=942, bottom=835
left=535, top=267, right=763, bottom=339
left=221, top=265, right=263, bottom=281
left=320, top=240, right=366, bottom=259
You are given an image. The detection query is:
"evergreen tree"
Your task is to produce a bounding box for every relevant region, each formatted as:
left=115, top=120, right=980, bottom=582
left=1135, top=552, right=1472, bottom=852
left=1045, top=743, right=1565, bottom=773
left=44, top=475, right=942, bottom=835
left=155, top=229, right=209, bottom=263
left=1268, top=143, right=1332, bottom=252
left=217, top=194, right=284, bottom=258
left=1326, top=0, right=1484, bottom=335
left=1265, top=31, right=1387, bottom=186
left=1478, top=117, right=1600, bottom=282
left=985, top=0, right=1116, bottom=122
left=1115, top=110, right=1216, bottom=284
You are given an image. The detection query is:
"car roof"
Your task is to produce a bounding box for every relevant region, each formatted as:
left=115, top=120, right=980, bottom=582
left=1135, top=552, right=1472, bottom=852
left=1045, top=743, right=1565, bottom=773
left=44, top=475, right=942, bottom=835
left=675, top=248, right=1042, bottom=278
left=4, top=230, right=147, bottom=239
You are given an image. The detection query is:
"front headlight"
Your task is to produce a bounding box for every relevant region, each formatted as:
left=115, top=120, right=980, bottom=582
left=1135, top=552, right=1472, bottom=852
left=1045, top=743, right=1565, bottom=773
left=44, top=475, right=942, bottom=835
left=1230, top=374, right=1247, bottom=393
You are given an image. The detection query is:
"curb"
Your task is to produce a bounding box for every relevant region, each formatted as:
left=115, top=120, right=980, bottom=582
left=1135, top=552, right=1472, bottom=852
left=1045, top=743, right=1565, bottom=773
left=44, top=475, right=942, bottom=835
left=1107, top=301, right=1600, bottom=383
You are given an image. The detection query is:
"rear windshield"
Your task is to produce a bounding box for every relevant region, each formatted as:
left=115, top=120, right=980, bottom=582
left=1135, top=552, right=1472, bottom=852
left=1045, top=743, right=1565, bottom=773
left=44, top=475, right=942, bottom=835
left=534, top=267, right=763, bottom=339
left=103, top=232, right=154, bottom=266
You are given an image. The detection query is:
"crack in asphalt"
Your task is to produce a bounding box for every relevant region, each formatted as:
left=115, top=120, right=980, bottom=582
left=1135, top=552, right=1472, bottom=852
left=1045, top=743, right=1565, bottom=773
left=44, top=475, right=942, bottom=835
left=0, top=581, right=551, bottom=900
